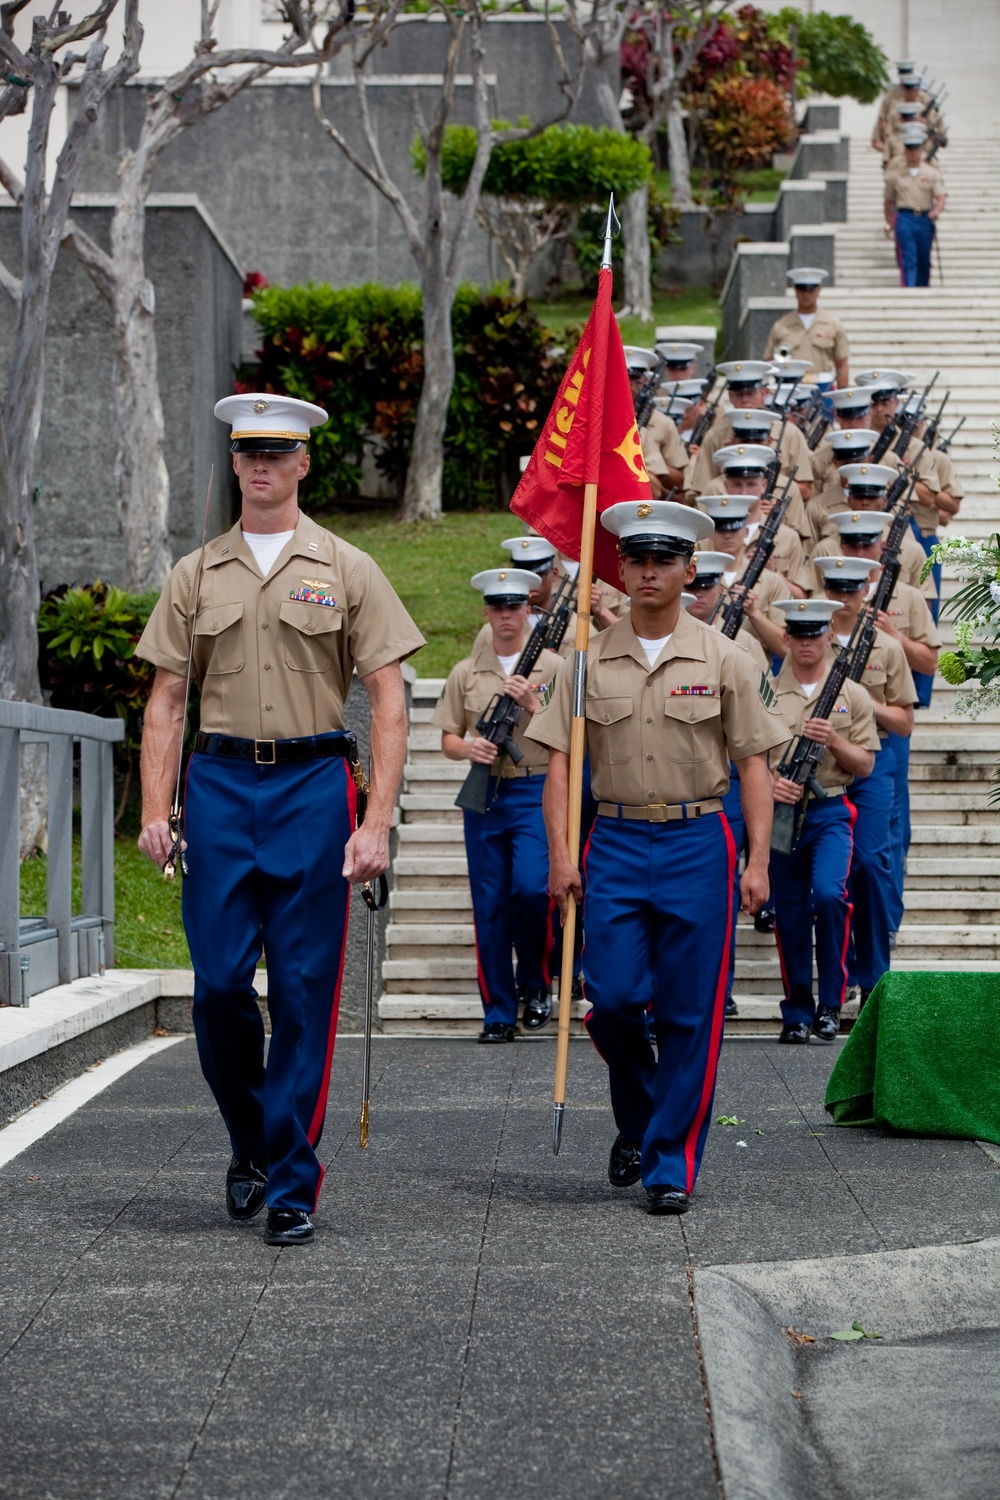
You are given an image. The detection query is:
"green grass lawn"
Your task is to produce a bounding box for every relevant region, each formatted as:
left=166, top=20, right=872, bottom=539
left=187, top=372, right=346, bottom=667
left=532, top=285, right=720, bottom=350
left=651, top=165, right=786, bottom=205
left=20, top=815, right=191, bottom=971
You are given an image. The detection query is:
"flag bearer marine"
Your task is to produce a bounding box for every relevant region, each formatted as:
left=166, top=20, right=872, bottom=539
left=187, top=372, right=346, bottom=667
left=135, top=393, right=424, bottom=1246
left=527, top=501, right=786, bottom=1216
left=768, top=600, right=880, bottom=1045
left=433, top=568, right=563, bottom=1042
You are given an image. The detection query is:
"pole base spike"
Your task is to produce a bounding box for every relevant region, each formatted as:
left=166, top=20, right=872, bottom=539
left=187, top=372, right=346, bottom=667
left=552, top=1102, right=565, bottom=1156
left=359, top=1101, right=369, bottom=1150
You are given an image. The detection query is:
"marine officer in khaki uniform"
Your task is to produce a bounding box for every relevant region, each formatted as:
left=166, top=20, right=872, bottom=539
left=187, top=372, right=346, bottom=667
left=768, top=599, right=879, bottom=1044
left=528, top=501, right=787, bottom=1215
left=135, top=393, right=425, bottom=1245
left=884, top=129, right=947, bottom=287
left=763, top=268, right=850, bottom=388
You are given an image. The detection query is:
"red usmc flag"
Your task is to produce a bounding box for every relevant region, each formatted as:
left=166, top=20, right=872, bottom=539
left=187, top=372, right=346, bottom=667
left=510, top=268, right=652, bottom=589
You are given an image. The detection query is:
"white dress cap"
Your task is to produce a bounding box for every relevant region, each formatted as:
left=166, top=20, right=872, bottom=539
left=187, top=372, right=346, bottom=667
left=600, top=499, right=713, bottom=548
left=714, top=443, right=776, bottom=470
left=716, top=360, right=773, bottom=384
left=500, top=535, right=556, bottom=566
left=692, top=550, right=737, bottom=577
left=814, top=555, right=879, bottom=585
left=623, top=345, right=658, bottom=372
left=854, top=368, right=913, bottom=389
left=831, top=387, right=873, bottom=410
left=786, top=267, right=830, bottom=287
left=770, top=358, right=813, bottom=380
left=902, top=126, right=928, bottom=147
left=680, top=592, right=698, bottom=611
left=728, top=408, right=780, bottom=431
left=701, top=495, right=752, bottom=525
left=839, top=463, right=898, bottom=489
left=775, top=598, right=840, bottom=626
left=659, top=378, right=707, bottom=398
left=214, top=392, right=328, bottom=444
left=826, top=429, right=878, bottom=452
left=470, top=568, right=541, bottom=599
left=653, top=395, right=691, bottom=415
left=829, top=510, right=894, bottom=536
left=655, top=341, right=703, bottom=362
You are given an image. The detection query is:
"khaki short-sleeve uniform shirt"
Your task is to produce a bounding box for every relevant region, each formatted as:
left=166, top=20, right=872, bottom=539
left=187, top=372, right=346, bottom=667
left=136, top=512, right=425, bottom=739
left=641, top=407, right=689, bottom=480
left=525, top=611, right=787, bottom=807
left=432, top=637, right=563, bottom=775
left=692, top=420, right=814, bottom=495
left=762, top=310, right=850, bottom=379
left=930, top=447, right=963, bottom=504
left=770, top=661, right=880, bottom=792
left=831, top=629, right=917, bottom=736
left=885, top=163, right=946, bottom=213
left=876, top=580, right=941, bottom=649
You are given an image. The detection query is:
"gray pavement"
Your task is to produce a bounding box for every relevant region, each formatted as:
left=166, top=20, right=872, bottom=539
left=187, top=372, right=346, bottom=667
left=1, top=1035, right=998, bottom=1500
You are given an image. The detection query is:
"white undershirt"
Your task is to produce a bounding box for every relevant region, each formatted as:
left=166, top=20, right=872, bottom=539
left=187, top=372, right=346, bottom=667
left=242, top=529, right=295, bottom=577
left=835, top=632, right=852, bottom=647
left=908, top=167, right=919, bottom=177
left=636, top=634, right=672, bottom=668
left=527, top=612, right=542, bottom=631
left=798, top=312, right=816, bottom=330
left=497, top=652, right=521, bottom=676
left=745, top=521, right=761, bottom=544
left=723, top=568, right=739, bottom=588
left=800, top=680, right=819, bottom=698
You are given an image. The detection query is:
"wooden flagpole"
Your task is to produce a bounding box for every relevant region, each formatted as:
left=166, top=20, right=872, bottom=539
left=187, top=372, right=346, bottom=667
left=552, top=198, right=619, bottom=1155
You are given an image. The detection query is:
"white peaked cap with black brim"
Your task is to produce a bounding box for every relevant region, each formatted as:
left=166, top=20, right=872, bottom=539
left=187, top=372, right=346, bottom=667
left=777, top=598, right=840, bottom=634
left=215, top=392, right=328, bottom=453
left=601, top=499, right=713, bottom=553
left=471, top=568, right=541, bottom=604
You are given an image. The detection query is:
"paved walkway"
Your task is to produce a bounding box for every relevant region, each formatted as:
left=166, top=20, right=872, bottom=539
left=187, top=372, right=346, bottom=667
left=1, top=1036, right=998, bottom=1500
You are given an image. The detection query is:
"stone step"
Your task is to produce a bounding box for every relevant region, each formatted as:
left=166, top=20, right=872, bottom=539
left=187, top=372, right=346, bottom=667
left=399, top=795, right=462, bottom=821
left=909, top=824, right=1000, bottom=846
left=390, top=889, right=472, bottom=916
left=899, top=891, right=1000, bottom=923
left=396, top=823, right=464, bottom=844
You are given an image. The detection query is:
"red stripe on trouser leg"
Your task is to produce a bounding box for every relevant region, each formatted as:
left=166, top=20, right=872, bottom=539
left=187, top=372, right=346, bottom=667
left=307, top=770, right=357, bottom=1151
left=683, top=813, right=737, bottom=1194
left=837, top=795, right=857, bottom=1008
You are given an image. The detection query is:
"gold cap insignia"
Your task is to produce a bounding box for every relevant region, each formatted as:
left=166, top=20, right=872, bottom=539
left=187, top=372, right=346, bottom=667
left=836, top=558, right=845, bottom=568
left=861, top=466, right=869, bottom=474
left=737, top=446, right=746, bottom=455
left=798, top=602, right=807, bottom=611
left=721, top=498, right=730, bottom=507
left=520, top=540, right=530, bottom=549
left=852, top=512, right=861, bottom=522
left=498, top=570, right=507, bottom=581
left=253, top=399, right=270, bottom=415
left=637, top=503, right=653, bottom=519
left=734, top=363, right=742, bottom=371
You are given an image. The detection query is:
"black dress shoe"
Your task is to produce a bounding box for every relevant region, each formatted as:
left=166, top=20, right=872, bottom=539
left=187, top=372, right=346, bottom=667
left=858, top=987, right=873, bottom=1011
left=522, top=988, right=552, bottom=1030
left=778, top=1023, right=811, bottom=1045
left=264, top=1208, right=314, bottom=1246
left=724, top=995, right=739, bottom=1019
left=812, top=1006, right=840, bottom=1041
left=478, top=1022, right=516, bottom=1044
left=226, top=1158, right=267, bottom=1222
left=646, top=1185, right=689, bottom=1215
left=571, top=975, right=584, bottom=1002
left=608, top=1132, right=642, bottom=1187
left=754, top=909, right=776, bottom=934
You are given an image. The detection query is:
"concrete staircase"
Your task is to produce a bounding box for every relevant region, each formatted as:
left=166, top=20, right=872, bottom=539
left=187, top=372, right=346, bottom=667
left=378, top=133, right=1000, bottom=1035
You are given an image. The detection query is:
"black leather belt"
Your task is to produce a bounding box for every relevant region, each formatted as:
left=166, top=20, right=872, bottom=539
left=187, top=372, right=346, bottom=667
left=195, top=730, right=356, bottom=765
left=898, top=208, right=927, bottom=217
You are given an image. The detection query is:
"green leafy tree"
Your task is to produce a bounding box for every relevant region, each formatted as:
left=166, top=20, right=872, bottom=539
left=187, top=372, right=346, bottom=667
left=778, top=8, right=890, bottom=105
left=415, top=122, right=653, bottom=298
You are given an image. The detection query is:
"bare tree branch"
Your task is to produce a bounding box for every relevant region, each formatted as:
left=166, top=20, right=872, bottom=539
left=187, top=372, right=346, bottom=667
left=42, top=0, right=120, bottom=56
left=61, top=215, right=113, bottom=300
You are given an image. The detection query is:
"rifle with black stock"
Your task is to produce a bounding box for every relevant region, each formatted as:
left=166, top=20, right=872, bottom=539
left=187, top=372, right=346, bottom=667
left=936, top=414, right=965, bottom=454
left=893, top=371, right=938, bottom=459
left=634, top=352, right=669, bottom=431
left=769, top=606, right=868, bottom=855
left=717, top=468, right=798, bottom=639
left=922, top=389, right=949, bottom=450
left=454, top=572, right=573, bottom=815
left=684, top=339, right=732, bottom=449
left=846, top=472, right=919, bottom=681
left=762, top=410, right=790, bottom=499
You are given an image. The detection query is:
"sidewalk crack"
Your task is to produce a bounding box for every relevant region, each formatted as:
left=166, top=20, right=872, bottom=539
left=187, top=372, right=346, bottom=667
left=443, top=1053, right=516, bottom=1497
left=681, top=1226, right=725, bottom=1500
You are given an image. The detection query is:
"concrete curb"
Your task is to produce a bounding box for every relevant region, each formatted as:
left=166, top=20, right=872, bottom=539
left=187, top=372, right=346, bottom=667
left=696, top=1239, right=1000, bottom=1500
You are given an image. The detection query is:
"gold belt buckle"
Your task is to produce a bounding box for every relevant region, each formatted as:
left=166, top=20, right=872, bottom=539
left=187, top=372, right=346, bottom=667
left=648, top=802, right=668, bottom=822
left=255, top=739, right=276, bottom=765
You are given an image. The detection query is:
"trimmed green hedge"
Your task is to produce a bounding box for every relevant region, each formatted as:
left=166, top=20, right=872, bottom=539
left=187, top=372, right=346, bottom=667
left=238, top=283, right=566, bottom=509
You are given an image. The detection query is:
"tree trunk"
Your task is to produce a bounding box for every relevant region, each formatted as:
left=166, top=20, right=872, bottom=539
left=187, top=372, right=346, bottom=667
left=620, top=184, right=653, bottom=323
left=111, top=157, right=173, bottom=593
left=667, top=102, right=694, bottom=210
left=400, top=257, right=454, bottom=522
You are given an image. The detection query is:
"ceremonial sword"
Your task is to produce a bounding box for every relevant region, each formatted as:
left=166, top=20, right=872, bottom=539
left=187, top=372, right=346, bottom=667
left=164, top=466, right=214, bottom=881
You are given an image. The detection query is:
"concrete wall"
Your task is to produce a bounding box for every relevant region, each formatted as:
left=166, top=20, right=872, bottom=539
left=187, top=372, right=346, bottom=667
left=74, top=18, right=617, bottom=293
left=0, top=199, right=243, bottom=589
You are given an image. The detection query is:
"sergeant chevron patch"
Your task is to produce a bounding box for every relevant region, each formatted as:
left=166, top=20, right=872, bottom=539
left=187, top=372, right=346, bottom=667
left=759, top=672, right=777, bottom=708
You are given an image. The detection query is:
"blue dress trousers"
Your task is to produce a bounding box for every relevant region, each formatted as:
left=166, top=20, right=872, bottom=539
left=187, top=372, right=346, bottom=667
left=771, top=794, right=855, bottom=1026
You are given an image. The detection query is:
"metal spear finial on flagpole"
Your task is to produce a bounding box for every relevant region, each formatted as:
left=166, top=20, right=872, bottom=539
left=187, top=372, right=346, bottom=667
left=600, top=195, right=621, bottom=272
